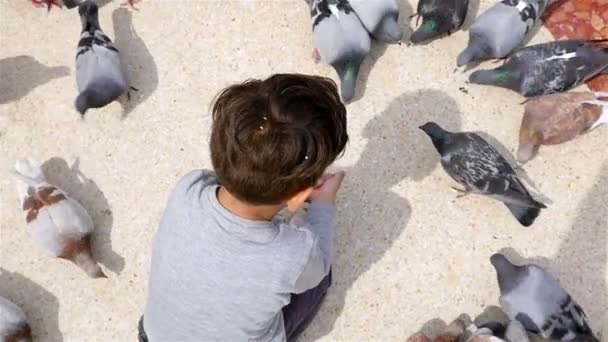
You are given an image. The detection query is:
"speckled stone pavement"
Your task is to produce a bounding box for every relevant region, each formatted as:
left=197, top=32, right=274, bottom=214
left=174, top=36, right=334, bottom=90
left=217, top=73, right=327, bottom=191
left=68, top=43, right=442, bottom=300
left=0, top=0, right=606, bottom=341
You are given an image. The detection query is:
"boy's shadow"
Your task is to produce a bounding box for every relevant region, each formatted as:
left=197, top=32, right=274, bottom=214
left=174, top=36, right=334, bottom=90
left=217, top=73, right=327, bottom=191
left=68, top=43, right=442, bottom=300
left=302, top=89, right=462, bottom=340
left=113, top=8, right=158, bottom=118
left=0, top=269, right=63, bottom=342
left=499, top=161, right=608, bottom=340
left=351, top=0, right=413, bottom=102
left=41, top=157, right=125, bottom=275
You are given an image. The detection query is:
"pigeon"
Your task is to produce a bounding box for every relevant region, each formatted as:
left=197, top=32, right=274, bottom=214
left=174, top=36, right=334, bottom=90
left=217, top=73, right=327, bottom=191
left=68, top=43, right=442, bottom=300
left=490, top=253, right=599, bottom=341
left=348, top=0, right=402, bottom=43
left=419, top=122, right=547, bottom=226
left=31, top=0, right=138, bottom=11
left=11, top=158, right=107, bottom=278
left=0, top=296, right=32, bottom=342
left=504, top=320, right=529, bottom=342
left=468, top=39, right=608, bottom=97
left=75, top=0, right=130, bottom=116
left=31, top=0, right=62, bottom=10
left=517, top=92, right=608, bottom=163
left=310, top=0, right=371, bottom=101
left=457, top=0, right=550, bottom=66
left=410, top=0, right=469, bottom=44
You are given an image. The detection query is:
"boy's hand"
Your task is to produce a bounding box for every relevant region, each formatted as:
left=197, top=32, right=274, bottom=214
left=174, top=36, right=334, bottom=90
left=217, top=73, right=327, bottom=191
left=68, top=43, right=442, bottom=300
left=309, top=171, right=346, bottom=204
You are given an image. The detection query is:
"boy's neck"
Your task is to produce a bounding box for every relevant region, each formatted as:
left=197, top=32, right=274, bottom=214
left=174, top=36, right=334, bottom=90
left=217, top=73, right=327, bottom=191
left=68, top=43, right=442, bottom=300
left=217, top=186, right=283, bottom=221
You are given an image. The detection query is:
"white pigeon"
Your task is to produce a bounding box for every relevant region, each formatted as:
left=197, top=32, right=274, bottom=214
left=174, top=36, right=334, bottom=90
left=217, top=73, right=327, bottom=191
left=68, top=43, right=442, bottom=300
left=490, top=253, right=598, bottom=341
left=75, top=0, right=130, bottom=116
left=0, top=296, right=32, bottom=342
left=12, top=158, right=107, bottom=278
left=348, top=0, right=402, bottom=43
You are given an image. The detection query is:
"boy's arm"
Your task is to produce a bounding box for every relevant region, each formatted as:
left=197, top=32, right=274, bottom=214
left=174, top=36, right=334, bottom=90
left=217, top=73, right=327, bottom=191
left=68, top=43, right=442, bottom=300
left=293, top=201, right=335, bottom=294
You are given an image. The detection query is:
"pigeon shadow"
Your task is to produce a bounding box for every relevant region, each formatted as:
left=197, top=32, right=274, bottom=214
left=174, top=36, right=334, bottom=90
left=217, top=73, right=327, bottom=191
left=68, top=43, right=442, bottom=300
left=301, top=90, right=463, bottom=340
left=112, top=7, right=158, bottom=118
left=0, top=56, right=69, bottom=105
left=499, top=162, right=608, bottom=340
left=350, top=0, right=413, bottom=102
left=0, top=269, right=63, bottom=342
left=462, top=0, right=481, bottom=30
left=41, top=157, right=125, bottom=275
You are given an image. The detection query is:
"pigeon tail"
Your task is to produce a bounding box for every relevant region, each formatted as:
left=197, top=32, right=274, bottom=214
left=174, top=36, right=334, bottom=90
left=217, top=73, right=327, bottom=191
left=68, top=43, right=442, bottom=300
left=333, top=59, right=362, bottom=102
left=12, top=159, right=46, bottom=202
left=373, top=16, right=402, bottom=43
left=505, top=202, right=541, bottom=227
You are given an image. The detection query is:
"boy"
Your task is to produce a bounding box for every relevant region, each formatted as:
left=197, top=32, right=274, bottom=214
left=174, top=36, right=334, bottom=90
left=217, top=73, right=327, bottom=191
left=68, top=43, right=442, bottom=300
left=140, top=74, right=349, bottom=341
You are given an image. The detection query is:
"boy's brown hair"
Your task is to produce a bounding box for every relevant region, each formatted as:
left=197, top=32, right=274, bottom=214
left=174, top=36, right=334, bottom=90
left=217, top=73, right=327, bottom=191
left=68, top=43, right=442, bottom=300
left=210, top=74, right=348, bottom=205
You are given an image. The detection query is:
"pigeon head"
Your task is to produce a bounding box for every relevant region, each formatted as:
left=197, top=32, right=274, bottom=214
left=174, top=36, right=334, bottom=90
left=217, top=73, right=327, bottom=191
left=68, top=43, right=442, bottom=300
left=419, top=121, right=450, bottom=150
left=457, top=36, right=492, bottom=67
left=78, top=0, right=101, bottom=31
left=469, top=68, right=520, bottom=91
left=490, top=253, right=525, bottom=294
left=332, top=58, right=363, bottom=102
left=410, top=15, right=451, bottom=44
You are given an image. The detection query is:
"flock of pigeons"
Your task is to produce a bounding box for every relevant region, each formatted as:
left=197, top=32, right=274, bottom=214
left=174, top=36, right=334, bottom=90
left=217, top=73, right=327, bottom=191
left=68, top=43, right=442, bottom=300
left=1, top=0, right=607, bottom=341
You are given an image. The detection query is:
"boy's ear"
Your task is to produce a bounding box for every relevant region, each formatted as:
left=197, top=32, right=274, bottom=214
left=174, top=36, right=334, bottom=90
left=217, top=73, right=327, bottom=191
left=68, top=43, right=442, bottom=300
left=286, top=187, right=314, bottom=213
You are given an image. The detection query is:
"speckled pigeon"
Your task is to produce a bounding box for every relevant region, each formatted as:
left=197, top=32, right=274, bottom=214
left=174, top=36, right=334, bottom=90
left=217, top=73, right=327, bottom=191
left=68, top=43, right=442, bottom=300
left=468, top=39, right=608, bottom=97
left=419, top=122, right=546, bottom=226
left=490, top=253, right=599, bottom=341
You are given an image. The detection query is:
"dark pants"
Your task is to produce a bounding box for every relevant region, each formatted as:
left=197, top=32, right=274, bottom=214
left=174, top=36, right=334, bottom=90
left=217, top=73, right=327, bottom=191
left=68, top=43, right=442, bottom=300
left=282, top=270, right=332, bottom=342
left=137, top=271, right=331, bottom=342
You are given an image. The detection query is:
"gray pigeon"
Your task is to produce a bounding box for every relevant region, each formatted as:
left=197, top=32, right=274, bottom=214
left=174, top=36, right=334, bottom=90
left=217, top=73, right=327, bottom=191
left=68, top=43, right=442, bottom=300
left=419, top=122, right=546, bottom=227
left=0, top=296, right=32, bottom=342
left=310, top=0, right=371, bottom=102
left=503, top=320, right=529, bottom=342
left=348, top=0, right=402, bottom=43
left=468, top=39, right=608, bottom=97
left=62, top=0, right=85, bottom=8
left=457, top=0, right=550, bottom=66
left=490, top=253, right=599, bottom=341
left=75, top=0, right=129, bottom=116
left=410, top=0, right=469, bottom=44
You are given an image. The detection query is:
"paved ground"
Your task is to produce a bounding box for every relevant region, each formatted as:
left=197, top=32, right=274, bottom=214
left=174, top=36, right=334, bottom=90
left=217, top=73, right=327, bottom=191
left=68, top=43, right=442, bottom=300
left=1, top=0, right=606, bottom=341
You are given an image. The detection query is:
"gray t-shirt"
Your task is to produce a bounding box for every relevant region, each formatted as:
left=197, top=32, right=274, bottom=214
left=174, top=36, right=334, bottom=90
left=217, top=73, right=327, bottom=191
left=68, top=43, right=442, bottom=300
left=143, top=170, right=335, bottom=341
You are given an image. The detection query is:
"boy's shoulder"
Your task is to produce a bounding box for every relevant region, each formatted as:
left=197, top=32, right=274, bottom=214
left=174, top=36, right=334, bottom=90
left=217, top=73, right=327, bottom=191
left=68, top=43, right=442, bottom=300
left=167, top=169, right=218, bottom=205
left=175, top=169, right=218, bottom=191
